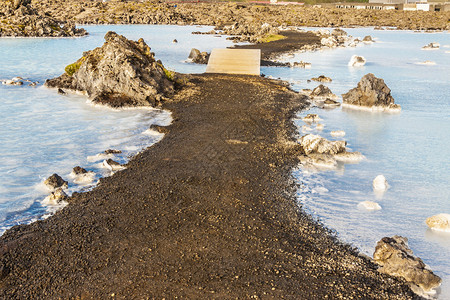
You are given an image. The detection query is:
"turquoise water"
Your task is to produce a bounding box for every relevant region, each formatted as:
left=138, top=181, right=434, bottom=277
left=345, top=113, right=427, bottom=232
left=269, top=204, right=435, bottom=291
left=262, top=28, right=450, bottom=298
left=0, top=25, right=449, bottom=297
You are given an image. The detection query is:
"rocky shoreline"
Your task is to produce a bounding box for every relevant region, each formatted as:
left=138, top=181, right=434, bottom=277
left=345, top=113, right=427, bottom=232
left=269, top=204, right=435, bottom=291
left=0, top=72, right=421, bottom=299
left=1, top=0, right=449, bottom=38
left=0, top=30, right=427, bottom=298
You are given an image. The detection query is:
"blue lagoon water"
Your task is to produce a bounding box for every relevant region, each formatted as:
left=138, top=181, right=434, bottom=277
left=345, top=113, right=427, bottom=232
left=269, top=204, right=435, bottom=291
left=0, top=25, right=237, bottom=232
left=1, top=25, right=449, bottom=297
left=262, top=28, right=450, bottom=298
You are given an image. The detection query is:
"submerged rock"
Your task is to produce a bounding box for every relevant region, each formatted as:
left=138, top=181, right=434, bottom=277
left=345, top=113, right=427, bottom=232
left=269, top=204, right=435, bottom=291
left=104, top=149, right=122, bottom=154
left=348, top=55, right=366, bottom=67
left=72, top=166, right=87, bottom=175
left=291, top=61, right=311, bottom=69
left=373, top=175, right=389, bottom=191
left=44, top=173, right=68, bottom=191
left=342, top=73, right=400, bottom=110
left=330, top=130, right=345, bottom=137
left=103, top=159, right=125, bottom=172
left=373, top=236, right=442, bottom=295
left=45, top=32, right=175, bottom=107
left=311, top=75, right=332, bottom=83
left=421, top=42, right=440, bottom=50
left=358, top=201, right=381, bottom=211
left=302, top=114, right=321, bottom=123
left=363, top=35, right=374, bottom=43
left=425, top=214, right=450, bottom=232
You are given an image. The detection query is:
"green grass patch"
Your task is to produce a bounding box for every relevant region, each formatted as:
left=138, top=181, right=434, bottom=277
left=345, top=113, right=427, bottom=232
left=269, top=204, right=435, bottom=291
left=163, top=68, right=175, bottom=81
left=65, top=57, right=85, bottom=76
left=258, top=34, right=286, bottom=44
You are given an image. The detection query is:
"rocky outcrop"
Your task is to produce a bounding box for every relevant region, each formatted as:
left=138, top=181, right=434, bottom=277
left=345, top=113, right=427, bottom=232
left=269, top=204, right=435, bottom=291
left=187, top=48, right=209, bottom=64
left=70, top=166, right=96, bottom=185
left=44, top=173, right=68, bottom=191
left=342, top=73, right=400, bottom=110
left=102, top=159, right=125, bottom=172
left=0, top=0, right=86, bottom=37
left=425, top=214, right=450, bottom=232
left=373, top=236, right=442, bottom=295
left=45, top=32, right=175, bottom=107
left=348, top=55, right=366, bottom=67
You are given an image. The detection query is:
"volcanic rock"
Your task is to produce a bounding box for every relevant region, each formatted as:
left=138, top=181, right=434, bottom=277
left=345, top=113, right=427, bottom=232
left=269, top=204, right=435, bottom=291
left=342, top=73, right=400, bottom=110
left=188, top=48, right=210, bottom=64
left=45, top=31, right=175, bottom=107
left=44, top=173, right=68, bottom=191
left=373, top=236, right=442, bottom=294
left=310, top=84, right=337, bottom=100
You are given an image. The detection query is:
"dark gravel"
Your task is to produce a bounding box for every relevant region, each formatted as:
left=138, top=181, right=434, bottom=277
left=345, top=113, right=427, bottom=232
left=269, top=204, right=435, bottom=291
left=0, top=74, right=420, bottom=299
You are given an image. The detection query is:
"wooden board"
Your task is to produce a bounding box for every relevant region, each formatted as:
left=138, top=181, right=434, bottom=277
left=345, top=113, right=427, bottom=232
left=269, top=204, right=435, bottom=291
left=205, top=49, right=261, bottom=76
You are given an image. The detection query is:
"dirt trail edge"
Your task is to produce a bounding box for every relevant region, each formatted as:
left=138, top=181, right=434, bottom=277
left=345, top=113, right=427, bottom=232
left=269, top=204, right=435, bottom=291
left=0, top=74, right=418, bottom=299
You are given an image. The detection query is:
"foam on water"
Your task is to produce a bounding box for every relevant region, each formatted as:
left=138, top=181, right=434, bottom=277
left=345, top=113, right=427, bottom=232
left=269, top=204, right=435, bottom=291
left=264, top=28, right=449, bottom=298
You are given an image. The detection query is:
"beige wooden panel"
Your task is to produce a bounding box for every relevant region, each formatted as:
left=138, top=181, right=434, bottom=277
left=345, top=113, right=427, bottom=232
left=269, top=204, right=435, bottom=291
left=205, top=49, right=261, bottom=76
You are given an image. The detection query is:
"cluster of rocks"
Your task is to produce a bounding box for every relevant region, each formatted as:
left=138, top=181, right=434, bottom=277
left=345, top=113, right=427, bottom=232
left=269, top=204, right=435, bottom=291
left=2, top=0, right=447, bottom=37
left=42, top=148, right=126, bottom=206
left=187, top=48, right=209, bottom=64
left=0, top=0, right=86, bottom=37
left=45, top=31, right=175, bottom=108
left=1, top=76, right=39, bottom=86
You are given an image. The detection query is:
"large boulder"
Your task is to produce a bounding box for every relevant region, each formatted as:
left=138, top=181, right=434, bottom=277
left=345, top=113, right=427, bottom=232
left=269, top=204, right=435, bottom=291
left=342, top=73, right=400, bottom=110
left=373, top=236, right=441, bottom=295
left=46, top=32, right=175, bottom=107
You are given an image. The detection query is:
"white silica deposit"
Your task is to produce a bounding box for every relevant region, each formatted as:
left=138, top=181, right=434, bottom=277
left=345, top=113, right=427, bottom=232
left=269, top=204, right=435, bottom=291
left=358, top=201, right=382, bottom=211
left=373, top=175, right=389, bottom=191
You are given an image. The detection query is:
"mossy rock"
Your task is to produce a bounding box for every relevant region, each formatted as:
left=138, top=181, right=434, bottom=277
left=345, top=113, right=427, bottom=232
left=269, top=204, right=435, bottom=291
left=65, top=57, right=85, bottom=76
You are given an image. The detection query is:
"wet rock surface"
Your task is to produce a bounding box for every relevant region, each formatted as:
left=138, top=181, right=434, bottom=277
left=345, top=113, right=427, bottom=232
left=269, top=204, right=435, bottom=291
left=45, top=32, right=175, bottom=107
left=43, top=173, right=68, bottom=191
left=374, top=236, right=442, bottom=295
left=0, top=74, right=417, bottom=299
left=187, top=48, right=210, bottom=64
left=342, top=73, right=400, bottom=110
